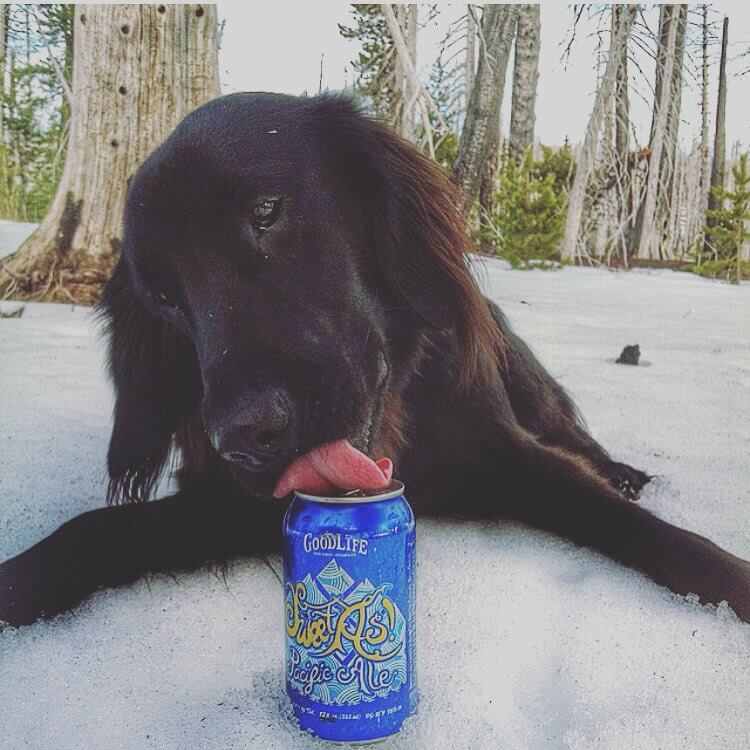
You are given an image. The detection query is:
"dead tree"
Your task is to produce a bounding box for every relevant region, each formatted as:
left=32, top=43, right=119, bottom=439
left=478, top=8, right=517, bottom=213
left=0, top=5, right=7, bottom=145
left=508, top=4, right=540, bottom=162
left=465, top=5, right=476, bottom=108
left=659, top=4, right=688, bottom=256
left=404, top=5, right=418, bottom=142
left=700, top=5, right=710, bottom=211
left=613, top=6, right=635, bottom=168
left=0, top=4, right=220, bottom=303
left=452, top=4, right=517, bottom=213
left=611, top=4, right=638, bottom=247
left=705, top=15, right=728, bottom=257
left=382, top=4, right=445, bottom=158
left=0, top=5, right=8, bottom=218
left=560, top=6, right=635, bottom=262
left=632, top=5, right=685, bottom=260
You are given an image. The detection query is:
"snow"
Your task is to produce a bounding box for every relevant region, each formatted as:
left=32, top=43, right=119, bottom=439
left=0, top=220, right=37, bottom=259
left=1, top=259, right=749, bottom=749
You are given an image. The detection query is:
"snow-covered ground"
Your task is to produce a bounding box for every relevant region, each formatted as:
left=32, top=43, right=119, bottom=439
left=0, top=220, right=37, bottom=259
left=1, top=260, right=748, bottom=750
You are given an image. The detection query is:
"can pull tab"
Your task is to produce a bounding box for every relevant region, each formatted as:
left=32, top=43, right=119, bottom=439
left=339, top=458, right=394, bottom=498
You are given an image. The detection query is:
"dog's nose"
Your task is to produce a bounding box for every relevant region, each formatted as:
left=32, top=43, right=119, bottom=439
left=216, top=389, right=292, bottom=472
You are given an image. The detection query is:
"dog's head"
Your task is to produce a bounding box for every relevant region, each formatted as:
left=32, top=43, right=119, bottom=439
left=102, top=93, right=500, bottom=501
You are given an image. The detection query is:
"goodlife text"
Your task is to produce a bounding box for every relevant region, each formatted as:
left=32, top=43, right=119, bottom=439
left=303, top=533, right=368, bottom=556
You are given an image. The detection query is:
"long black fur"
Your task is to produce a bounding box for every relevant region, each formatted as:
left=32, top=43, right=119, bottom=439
left=1, top=93, right=748, bottom=626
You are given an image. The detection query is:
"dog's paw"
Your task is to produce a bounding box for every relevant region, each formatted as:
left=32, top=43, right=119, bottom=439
left=606, top=462, right=651, bottom=501
left=0, top=544, right=80, bottom=627
left=0, top=555, right=41, bottom=627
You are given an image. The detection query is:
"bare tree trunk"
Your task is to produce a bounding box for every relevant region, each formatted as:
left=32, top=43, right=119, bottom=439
left=658, top=4, right=687, bottom=259
left=613, top=3, right=637, bottom=245
left=705, top=15, right=728, bottom=256
left=60, top=4, right=74, bottom=134
left=615, top=6, right=634, bottom=253
left=382, top=4, right=445, bottom=159
left=508, top=4, right=540, bottom=162
left=681, top=144, right=704, bottom=255
left=633, top=5, right=680, bottom=260
left=613, top=6, right=633, bottom=163
left=0, top=4, right=220, bottom=303
left=385, top=3, right=420, bottom=141
left=0, top=4, right=7, bottom=143
left=8, top=48, right=27, bottom=220
left=700, top=4, right=710, bottom=209
left=478, top=8, right=516, bottom=214
left=403, top=5, right=418, bottom=142
left=628, top=5, right=666, bottom=256
left=465, top=6, right=476, bottom=108
left=560, top=7, right=634, bottom=261
left=0, top=4, right=8, bottom=218
left=452, top=4, right=516, bottom=213
left=389, top=5, right=404, bottom=133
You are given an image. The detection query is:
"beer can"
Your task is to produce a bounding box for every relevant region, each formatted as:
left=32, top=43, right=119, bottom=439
left=282, top=480, right=417, bottom=743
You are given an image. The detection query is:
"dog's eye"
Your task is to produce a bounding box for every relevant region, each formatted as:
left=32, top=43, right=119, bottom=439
left=251, top=198, right=281, bottom=230
left=153, top=289, right=179, bottom=311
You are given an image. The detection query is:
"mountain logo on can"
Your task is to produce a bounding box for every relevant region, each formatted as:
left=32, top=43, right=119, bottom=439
left=285, top=558, right=407, bottom=704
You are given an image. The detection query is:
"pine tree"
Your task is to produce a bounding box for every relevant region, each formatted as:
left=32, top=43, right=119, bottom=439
left=339, top=5, right=400, bottom=126
left=0, top=4, right=72, bottom=222
left=531, top=144, right=576, bottom=195
left=480, top=151, right=568, bottom=268
left=701, top=153, right=750, bottom=283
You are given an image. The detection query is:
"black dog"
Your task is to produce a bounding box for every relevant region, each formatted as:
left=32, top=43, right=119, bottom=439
left=1, top=93, right=748, bottom=626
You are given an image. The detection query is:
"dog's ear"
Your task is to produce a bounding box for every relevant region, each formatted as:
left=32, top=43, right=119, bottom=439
left=98, top=259, right=201, bottom=503
left=316, top=96, right=504, bottom=388
left=368, top=130, right=471, bottom=332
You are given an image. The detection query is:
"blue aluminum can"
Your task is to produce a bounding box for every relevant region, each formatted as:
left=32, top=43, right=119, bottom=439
left=282, top=480, right=417, bottom=743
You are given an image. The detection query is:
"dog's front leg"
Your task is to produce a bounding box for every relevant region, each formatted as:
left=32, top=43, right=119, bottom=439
left=0, top=491, right=285, bottom=627
left=502, top=430, right=750, bottom=622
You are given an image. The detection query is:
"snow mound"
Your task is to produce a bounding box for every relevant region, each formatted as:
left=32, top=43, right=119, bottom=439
left=1, top=263, right=749, bottom=749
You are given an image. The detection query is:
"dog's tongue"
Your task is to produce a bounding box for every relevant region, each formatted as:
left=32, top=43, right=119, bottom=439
left=273, top=439, right=392, bottom=498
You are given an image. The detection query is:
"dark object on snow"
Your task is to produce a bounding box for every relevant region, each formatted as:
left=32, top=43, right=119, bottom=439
left=616, top=344, right=641, bottom=365
left=1, top=93, right=749, bottom=627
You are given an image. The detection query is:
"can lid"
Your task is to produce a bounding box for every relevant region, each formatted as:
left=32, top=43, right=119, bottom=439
left=294, top=479, right=405, bottom=504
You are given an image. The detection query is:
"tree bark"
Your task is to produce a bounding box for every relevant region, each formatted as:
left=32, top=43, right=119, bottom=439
left=508, top=4, right=540, bottom=162
left=633, top=5, right=681, bottom=260
left=700, top=4, right=710, bottom=206
left=0, top=4, right=220, bottom=303
left=382, top=4, right=445, bottom=158
left=705, top=15, right=728, bottom=255
left=613, top=5, right=637, bottom=195
left=60, top=4, right=75, bottom=133
left=465, top=6, right=476, bottom=109
left=452, top=4, right=516, bottom=213
left=389, top=5, right=404, bottom=133
left=8, top=48, right=27, bottom=220
left=659, top=4, right=687, bottom=257
left=403, top=4, right=418, bottom=142
left=477, top=10, right=516, bottom=215
left=0, top=4, right=7, bottom=144
left=0, top=4, right=8, bottom=218
left=560, top=7, right=634, bottom=261
left=612, top=4, right=638, bottom=250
